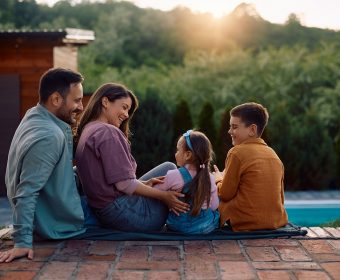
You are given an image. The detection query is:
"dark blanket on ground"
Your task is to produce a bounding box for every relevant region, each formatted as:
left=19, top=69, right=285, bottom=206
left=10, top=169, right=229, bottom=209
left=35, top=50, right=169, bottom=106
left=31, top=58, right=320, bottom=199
left=75, top=223, right=307, bottom=241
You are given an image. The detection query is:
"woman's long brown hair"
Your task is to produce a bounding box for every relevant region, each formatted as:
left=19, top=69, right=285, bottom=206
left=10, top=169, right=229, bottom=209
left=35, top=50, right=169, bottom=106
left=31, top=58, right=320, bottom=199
left=182, top=130, right=214, bottom=216
left=75, top=83, right=138, bottom=144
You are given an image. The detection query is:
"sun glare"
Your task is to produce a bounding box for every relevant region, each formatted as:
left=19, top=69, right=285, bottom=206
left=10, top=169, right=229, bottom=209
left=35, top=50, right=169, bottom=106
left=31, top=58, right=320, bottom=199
left=187, top=1, right=241, bottom=18
left=36, top=0, right=340, bottom=30
left=130, top=0, right=243, bottom=18
left=192, top=5, right=224, bottom=18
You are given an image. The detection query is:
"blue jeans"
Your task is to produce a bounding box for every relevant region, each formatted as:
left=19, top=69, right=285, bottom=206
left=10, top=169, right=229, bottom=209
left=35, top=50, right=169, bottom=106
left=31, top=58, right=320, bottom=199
left=94, top=195, right=168, bottom=231
left=92, top=162, right=177, bottom=231
left=81, top=196, right=101, bottom=227
left=167, top=208, right=220, bottom=234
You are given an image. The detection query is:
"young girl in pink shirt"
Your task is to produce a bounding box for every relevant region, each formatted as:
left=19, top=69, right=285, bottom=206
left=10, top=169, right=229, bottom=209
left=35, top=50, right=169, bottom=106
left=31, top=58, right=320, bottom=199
left=155, top=130, right=220, bottom=234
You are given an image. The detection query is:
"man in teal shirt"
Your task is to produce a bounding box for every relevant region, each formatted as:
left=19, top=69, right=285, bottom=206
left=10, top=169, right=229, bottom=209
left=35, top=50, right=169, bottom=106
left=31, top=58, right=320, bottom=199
left=0, top=68, right=85, bottom=262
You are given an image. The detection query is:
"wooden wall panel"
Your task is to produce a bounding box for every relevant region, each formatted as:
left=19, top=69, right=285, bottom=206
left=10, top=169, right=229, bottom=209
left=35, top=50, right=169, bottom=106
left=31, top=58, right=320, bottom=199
left=0, top=51, right=53, bottom=69
left=20, top=98, right=38, bottom=115
left=20, top=75, right=43, bottom=116
left=0, top=66, right=50, bottom=74
left=0, top=40, right=54, bottom=115
left=3, top=59, right=52, bottom=69
left=21, top=84, right=38, bottom=98
left=0, top=36, right=82, bottom=117
left=20, top=72, right=43, bottom=83
left=0, top=75, right=20, bottom=195
left=82, top=95, right=91, bottom=107
left=0, top=37, right=63, bottom=49
left=0, top=38, right=54, bottom=113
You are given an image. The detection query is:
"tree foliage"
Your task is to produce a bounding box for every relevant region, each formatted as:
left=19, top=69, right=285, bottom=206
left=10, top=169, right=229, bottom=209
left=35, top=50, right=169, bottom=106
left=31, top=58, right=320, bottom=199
left=122, top=45, right=339, bottom=190
left=198, top=102, right=217, bottom=148
left=215, top=107, right=233, bottom=170
left=172, top=99, right=194, bottom=146
left=1, top=0, right=340, bottom=189
left=131, top=91, right=173, bottom=177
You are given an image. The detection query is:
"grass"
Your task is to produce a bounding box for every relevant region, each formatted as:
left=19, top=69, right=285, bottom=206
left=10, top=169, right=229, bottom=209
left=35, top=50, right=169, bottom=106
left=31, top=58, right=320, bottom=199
left=321, top=218, right=340, bottom=227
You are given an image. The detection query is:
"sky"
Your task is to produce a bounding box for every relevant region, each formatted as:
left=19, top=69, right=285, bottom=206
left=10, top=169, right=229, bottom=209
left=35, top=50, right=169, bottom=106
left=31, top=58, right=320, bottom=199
left=36, top=0, right=340, bottom=31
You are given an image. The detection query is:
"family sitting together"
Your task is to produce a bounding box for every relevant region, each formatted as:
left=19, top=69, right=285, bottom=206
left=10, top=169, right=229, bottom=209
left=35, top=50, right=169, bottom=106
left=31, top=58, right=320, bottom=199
left=0, top=68, right=288, bottom=262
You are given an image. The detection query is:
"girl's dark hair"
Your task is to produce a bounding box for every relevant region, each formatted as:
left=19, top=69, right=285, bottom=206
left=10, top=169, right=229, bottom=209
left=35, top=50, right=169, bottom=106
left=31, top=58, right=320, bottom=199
left=76, top=83, right=138, bottom=140
left=182, top=130, right=213, bottom=216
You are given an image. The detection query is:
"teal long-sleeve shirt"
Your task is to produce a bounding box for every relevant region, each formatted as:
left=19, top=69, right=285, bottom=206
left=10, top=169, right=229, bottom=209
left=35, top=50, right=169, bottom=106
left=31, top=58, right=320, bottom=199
left=5, top=104, right=85, bottom=248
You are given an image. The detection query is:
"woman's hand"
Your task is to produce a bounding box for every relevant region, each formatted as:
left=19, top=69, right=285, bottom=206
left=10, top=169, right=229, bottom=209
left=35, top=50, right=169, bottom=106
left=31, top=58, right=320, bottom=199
left=134, top=182, right=189, bottom=215
left=161, top=191, right=190, bottom=215
left=0, top=247, right=34, bottom=263
left=142, top=176, right=165, bottom=187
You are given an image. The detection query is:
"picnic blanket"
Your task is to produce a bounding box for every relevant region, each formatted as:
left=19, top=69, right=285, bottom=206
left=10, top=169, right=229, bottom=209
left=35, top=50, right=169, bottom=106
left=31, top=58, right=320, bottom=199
left=75, top=223, right=307, bottom=241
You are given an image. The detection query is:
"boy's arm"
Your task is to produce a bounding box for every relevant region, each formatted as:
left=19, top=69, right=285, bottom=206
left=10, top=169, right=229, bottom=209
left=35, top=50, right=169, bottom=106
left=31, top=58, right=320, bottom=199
left=209, top=177, right=219, bottom=210
left=280, top=165, right=285, bottom=204
left=218, top=152, right=242, bottom=202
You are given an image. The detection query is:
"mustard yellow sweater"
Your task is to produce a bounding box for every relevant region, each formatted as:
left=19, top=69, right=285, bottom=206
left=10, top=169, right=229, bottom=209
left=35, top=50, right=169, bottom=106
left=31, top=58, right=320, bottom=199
left=218, top=138, right=288, bottom=231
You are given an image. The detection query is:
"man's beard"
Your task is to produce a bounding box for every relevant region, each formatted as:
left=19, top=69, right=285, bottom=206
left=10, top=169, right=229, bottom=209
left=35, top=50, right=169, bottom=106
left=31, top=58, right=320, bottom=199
left=56, top=106, right=78, bottom=125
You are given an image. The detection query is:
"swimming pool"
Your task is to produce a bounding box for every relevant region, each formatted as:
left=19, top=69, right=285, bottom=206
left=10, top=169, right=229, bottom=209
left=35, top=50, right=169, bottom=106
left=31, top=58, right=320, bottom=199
left=285, top=200, right=340, bottom=227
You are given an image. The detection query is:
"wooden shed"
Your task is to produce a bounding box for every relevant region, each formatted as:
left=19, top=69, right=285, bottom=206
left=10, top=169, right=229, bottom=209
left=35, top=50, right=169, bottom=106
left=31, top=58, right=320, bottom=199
left=0, top=28, right=95, bottom=195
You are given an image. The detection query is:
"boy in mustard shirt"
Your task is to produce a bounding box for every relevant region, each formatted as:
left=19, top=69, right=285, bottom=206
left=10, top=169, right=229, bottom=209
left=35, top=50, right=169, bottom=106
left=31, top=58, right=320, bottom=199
left=213, top=102, right=288, bottom=231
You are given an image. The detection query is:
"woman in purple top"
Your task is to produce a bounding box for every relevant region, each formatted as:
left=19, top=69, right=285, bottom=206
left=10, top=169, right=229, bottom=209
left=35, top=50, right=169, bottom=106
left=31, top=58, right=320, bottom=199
left=75, top=83, right=189, bottom=231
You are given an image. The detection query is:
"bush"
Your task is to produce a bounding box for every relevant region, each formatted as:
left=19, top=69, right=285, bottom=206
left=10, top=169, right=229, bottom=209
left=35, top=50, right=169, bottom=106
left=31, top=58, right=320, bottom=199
left=131, top=91, right=174, bottom=176
left=172, top=99, right=194, bottom=146
left=321, top=218, right=340, bottom=227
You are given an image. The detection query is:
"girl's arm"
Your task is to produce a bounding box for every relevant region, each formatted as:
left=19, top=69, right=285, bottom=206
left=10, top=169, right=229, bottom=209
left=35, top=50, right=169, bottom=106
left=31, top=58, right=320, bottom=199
left=141, top=176, right=165, bottom=187
left=153, top=169, right=183, bottom=192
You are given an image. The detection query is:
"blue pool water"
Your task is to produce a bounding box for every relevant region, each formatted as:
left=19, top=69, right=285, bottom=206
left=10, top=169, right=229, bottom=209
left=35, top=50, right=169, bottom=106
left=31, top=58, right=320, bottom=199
left=285, top=200, right=340, bottom=227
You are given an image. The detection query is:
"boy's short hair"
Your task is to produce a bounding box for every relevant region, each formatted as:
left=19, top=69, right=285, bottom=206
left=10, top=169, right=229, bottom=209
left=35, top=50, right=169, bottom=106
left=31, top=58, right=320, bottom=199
left=230, top=102, right=269, bottom=136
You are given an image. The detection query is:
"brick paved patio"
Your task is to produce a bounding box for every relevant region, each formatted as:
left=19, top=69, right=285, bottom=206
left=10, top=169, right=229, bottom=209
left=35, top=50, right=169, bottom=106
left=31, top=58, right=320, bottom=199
left=0, top=227, right=340, bottom=279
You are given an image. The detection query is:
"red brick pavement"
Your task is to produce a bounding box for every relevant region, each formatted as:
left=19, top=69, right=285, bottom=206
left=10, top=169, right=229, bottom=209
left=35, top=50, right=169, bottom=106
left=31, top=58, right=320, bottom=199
left=0, top=227, right=339, bottom=279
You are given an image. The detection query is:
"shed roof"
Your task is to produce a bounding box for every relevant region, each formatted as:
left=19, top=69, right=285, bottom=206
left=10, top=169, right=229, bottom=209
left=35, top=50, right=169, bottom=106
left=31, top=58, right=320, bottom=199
left=0, top=28, right=95, bottom=45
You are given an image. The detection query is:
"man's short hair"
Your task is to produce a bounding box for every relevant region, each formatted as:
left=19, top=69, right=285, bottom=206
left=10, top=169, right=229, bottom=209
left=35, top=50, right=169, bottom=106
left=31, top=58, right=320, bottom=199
left=39, top=68, right=84, bottom=103
left=230, top=102, right=269, bottom=136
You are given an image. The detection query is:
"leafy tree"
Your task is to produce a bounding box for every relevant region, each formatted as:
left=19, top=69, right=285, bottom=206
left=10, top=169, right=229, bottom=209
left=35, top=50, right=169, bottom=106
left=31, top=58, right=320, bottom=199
left=0, top=0, right=14, bottom=24
left=2, top=0, right=340, bottom=190
left=13, top=0, right=40, bottom=28
left=314, top=81, right=340, bottom=188
left=1, top=1, right=340, bottom=71
left=131, top=90, right=173, bottom=176
left=198, top=101, right=217, bottom=149
left=172, top=99, right=194, bottom=146
left=215, top=107, right=233, bottom=169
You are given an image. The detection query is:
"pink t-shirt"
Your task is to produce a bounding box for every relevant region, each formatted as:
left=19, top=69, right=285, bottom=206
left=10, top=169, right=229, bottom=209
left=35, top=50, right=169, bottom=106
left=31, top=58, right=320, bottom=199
left=75, top=121, right=138, bottom=209
left=154, top=165, right=219, bottom=210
